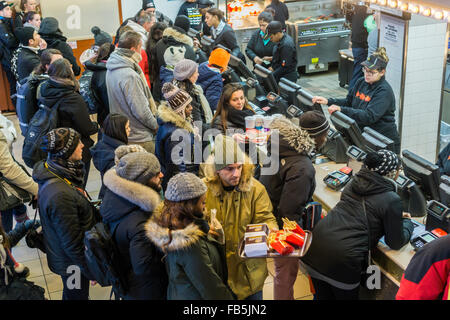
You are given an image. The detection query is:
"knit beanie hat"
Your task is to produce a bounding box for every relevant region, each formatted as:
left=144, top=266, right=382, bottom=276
left=15, top=27, right=35, bottom=46
left=213, top=134, right=247, bottom=172
left=114, top=144, right=147, bottom=165
left=43, top=128, right=81, bottom=160
left=162, top=82, right=192, bottom=115
left=209, top=47, right=231, bottom=72
left=173, top=15, right=190, bottom=34
left=299, top=111, right=330, bottom=137
left=39, top=17, right=59, bottom=35
left=165, top=172, right=207, bottom=202
left=173, top=59, right=198, bottom=81
left=91, top=26, right=113, bottom=47
left=363, top=149, right=400, bottom=176
left=142, top=0, right=156, bottom=10
left=115, top=151, right=161, bottom=185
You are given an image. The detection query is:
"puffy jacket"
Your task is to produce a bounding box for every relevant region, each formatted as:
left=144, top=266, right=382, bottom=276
left=0, top=17, right=18, bottom=67
left=84, top=61, right=109, bottom=126
left=146, top=204, right=235, bottom=300
left=39, top=31, right=80, bottom=76
left=38, top=79, right=98, bottom=163
left=259, top=116, right=316, bottom=228
left=197, top=62, right=223, bottom=112
left=328, top=76, right=400, bottom=153
left=89, top=134, right=126, bottom=199
left=159, top=65, right=174, bottom=88
left=32, top=161, right=99, bottom=276
left=396, top=235, right=450, bottom=300
left=301, top=168, right=414, bottom=287
left=155, top=104, right=199, bottom=191
left=153, top=27, right=196, bottom=100
left=100, top=168, right=167, bottom=300
left=202, top=158, right=278, bottom=299
left=0, top=131, right=37, bottom=196
left=106, top=50, right=158, bottom=143
left=17, top=46, right=40, bottom=83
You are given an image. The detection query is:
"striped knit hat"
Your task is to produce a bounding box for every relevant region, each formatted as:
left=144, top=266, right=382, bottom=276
left=161, top=82, right=192, bottom=116
left=299, top=111, right=330, bottom=137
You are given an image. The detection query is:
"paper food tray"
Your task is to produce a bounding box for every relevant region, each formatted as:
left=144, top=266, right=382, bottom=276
left=238, top=231, right=313, bottom=259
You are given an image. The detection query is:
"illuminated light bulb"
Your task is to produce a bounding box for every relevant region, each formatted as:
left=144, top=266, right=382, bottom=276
left=378, top=0, right=387, bottom=6
left=409, top=4, right=419, bottom=13
left=422, top=8, right=431, bottom=16
left=371, top=0, right=377, bottom=3
left=434, top=11, right=444, bottom=20
left=389, top=0, right=398, bottom=8
left=400, top=3, right=408, bottom=11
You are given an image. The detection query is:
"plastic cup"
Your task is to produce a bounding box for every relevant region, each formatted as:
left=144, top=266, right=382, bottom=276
left=255, top=115, right=264, bottom=131
left=245, top=116, right=256, bottom=130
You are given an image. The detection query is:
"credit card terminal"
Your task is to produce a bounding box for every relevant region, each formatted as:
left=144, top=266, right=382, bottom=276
left=323, top=170, right=351, bottom=191
left=410, top=231, right=438, bottom=251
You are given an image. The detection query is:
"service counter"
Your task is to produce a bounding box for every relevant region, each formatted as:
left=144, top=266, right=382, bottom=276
left=312, top=160, right=418, bottom=289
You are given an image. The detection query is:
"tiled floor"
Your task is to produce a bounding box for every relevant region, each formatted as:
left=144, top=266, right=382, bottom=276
left=4, top=67, right=346, bottom=300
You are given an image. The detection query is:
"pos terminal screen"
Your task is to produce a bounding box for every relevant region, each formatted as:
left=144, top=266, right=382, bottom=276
left=429, top=203, right=446, bottom=216
left=421, top=233, right=436, bottom=242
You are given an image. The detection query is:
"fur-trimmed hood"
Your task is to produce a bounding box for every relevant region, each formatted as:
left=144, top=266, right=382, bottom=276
left=201, top=153, right=255, bottom=196
left=157, top=103, right=194, bottom=133
left=103, top=168, right=161, bottom=213
left=269, top=116, right=315, bottom=156
left=145, top=204, right=206, bottom=252
left=162, top=27, right=194, bottom=47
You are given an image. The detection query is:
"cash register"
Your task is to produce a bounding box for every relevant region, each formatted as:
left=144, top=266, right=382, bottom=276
left=425, top=200, right=450, bottom=233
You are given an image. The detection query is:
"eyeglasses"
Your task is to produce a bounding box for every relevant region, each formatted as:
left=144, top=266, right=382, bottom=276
left=363, top=67, right=379, bottom=76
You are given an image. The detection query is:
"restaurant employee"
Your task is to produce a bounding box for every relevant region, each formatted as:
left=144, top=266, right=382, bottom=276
left=312, top=47, right=401, bottom=154
left=264, top=20, right=297, bottom=83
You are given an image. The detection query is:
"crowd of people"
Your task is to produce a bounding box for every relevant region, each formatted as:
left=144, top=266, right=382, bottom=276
left=0, top=0, right=449, bottom=301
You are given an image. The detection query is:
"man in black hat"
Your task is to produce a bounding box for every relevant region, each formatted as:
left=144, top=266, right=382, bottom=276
left=142, top=0, right=156, bottom=14
left=15, top=26, right=47, bottom=83
left=264, top=20, right=297, bottom=83
left=0, top=1, right=18, bottom=106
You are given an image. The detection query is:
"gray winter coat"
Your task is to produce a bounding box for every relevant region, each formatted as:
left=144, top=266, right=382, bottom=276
left=106, top=50, right=158, bottom=143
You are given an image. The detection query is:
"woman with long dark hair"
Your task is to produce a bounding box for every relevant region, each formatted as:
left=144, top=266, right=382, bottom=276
left=211, top=83, right=255, bottom=142
left=90, top=113, right=130, bottom=198
left=146, top=172, right=235, bottom=300
left=38, top=58, right=98, bottom=186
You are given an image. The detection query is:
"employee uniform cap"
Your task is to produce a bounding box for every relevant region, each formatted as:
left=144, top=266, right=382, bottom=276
left=361, top=53, right=388, bottom=70
left=0, top=1, right=13, bottom=11
left=264, top=21, right=283, bottom=40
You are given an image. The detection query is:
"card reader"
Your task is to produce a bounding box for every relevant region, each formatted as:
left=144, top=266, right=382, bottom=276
left=324, top=169, right=352, bottom=191
left=410, top=231, right=438, bottom=251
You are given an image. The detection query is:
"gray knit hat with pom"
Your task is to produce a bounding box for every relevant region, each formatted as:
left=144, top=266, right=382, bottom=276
left=114, top=145, right=161, bottom=184
left=91, top=26, right=113, bottom=47
left=173, top=59, right=198, bottom=81
left=165, top=172, right=207, bottom=202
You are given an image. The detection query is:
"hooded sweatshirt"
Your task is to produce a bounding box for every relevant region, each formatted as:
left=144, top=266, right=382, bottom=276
left=106, top=49, right=158, bottom=143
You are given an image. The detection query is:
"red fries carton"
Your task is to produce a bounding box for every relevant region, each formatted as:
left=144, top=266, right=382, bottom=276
left=282, top=217, right=306, bottom=236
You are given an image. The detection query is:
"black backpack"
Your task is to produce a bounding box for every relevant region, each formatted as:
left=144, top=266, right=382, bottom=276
left=16, top=75, right=49, bottom=136
left=84, top=220, right=128, bottom=298
left=79, top=69, right=98, bottom=114
left=22, top=99, right=62, bottom=169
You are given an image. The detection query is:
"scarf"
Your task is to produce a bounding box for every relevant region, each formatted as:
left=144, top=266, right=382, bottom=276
left=21, top=45, right=40, bottom=54
left=46, top=157, right=85, bottom=187
left=211, top=21, right=226, bottom=39
left=115, top=48, right=158, bottom=115
left=260, top=30, right=270, bottom=46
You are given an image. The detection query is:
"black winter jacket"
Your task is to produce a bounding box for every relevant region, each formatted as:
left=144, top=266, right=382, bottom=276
left=259, top=117, right=316, bottom=228
left=328, top=76, right=400, bottom=153
left=0, top=17, right=18, bottom=67
left=84, top=61, right=110, bottom=126
left=271, top=34, right=297, bottom=82
left=211, top=24, right=245, bottom=62
left=17, top=46, right=40, bottom=83
left=39, top=31, right=81, bottom=76
left=302, top=168, right=414, bottom=286
left=101, top=168, right=167, bottom=300
left=32, top=161, right=99, bottom=276
left=38, top=79, right=98, bottom=163
left=349, top=4, right=369, bottom=49
left=245, top=30, right=276, bottom=66
left=90, top=134, right=126, bottom=199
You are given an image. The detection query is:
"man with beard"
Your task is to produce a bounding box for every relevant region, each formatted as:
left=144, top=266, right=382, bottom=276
left=99, top=145, right=168, bottom=300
